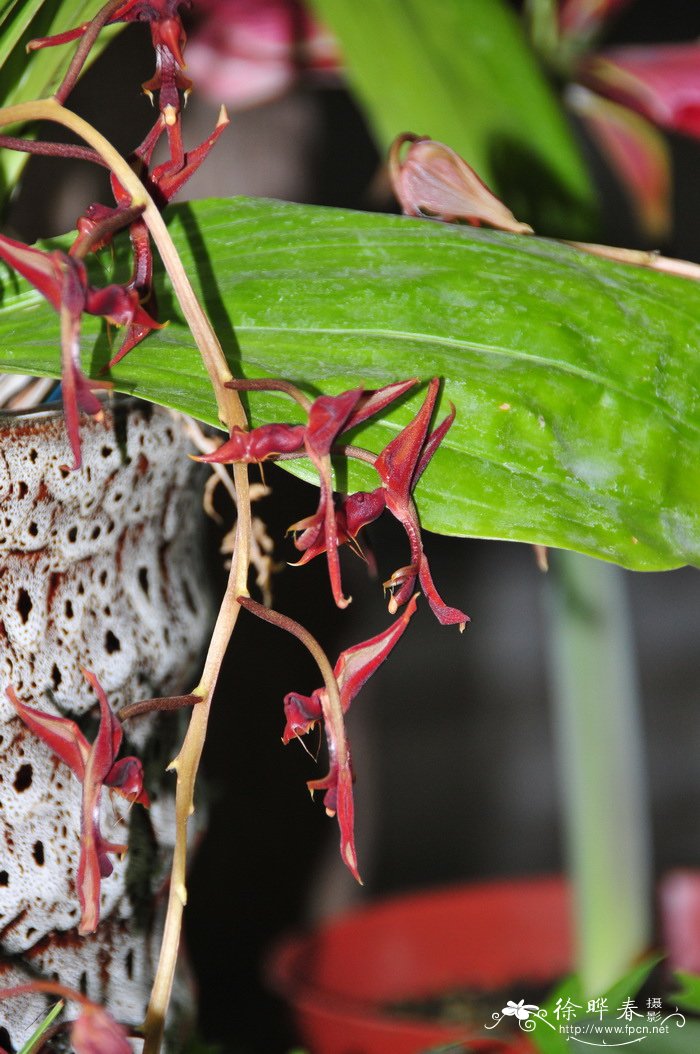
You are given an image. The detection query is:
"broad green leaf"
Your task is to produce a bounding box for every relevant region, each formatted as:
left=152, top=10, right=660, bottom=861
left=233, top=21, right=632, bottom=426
left=309, top=0, right=597, bottom=237
left=0, top=196, right=698, bottom=573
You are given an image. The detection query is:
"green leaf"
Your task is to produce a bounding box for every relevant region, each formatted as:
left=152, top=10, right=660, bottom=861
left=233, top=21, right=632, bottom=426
left=529, top=956, right=659, bottom=1054
left=308, top=0, right=597, bottom=236
left=0, top=0, right=121, bottom=198
left=0, top=196, right=699, bottom=572
left=670, top=971, right=700, bottom=1012
left=17, top=999, right=63, bottom=1054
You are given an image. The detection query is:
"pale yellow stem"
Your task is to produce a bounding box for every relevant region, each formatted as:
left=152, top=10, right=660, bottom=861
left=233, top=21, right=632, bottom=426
left=567, top=240, right=700, bottom=282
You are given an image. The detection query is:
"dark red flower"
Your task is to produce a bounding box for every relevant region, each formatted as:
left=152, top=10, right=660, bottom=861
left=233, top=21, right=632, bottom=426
left=374, top=379, right=469, bottom=628
left=287, top=488, right=387, bottom=568
left=0, top=235, right=162, bottom=469
left=201, top=378, right=417, bottom=607
left=195, top=422, right=306, bottom=463
left=283, top=595, right=418, bottom=880
left=7, top=669, right=149, bottom=935
left=29, top=0, right=192, bottom=126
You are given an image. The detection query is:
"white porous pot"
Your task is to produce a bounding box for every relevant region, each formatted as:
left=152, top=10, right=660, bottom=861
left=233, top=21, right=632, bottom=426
left=0, top=398, right=214, bottom=1047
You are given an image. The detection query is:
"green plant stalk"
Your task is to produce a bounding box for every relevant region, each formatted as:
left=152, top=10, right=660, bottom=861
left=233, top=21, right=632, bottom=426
left=545, top=550, right=651, bottom=996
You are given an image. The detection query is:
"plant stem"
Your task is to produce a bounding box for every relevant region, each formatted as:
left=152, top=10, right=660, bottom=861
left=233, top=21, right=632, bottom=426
left=545, top=551, right=651, bottom=996
left=0, top=98, right=253, bottom=1049
left=143, top=465, right=251, bottom=1052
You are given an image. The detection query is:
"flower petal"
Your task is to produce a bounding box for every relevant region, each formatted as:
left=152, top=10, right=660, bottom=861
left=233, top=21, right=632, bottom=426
left=333, top=594, right=418, bottom=711
left=580, top=42, right=700, bottom=139
left=71, top=1004, right=132, bottom=1054
left=5, top=687, right=89, bottom=779
left=567, top=84, right=671, bottom=241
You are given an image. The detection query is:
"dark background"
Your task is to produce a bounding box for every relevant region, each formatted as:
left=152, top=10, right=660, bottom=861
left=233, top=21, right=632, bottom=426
left=7, top=2, right=700, bottom=1050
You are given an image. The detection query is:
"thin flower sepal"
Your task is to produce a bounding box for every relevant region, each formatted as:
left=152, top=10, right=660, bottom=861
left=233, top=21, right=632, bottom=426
left=6, top=669, right=149, bottom=934
left=375, top=379, right=468, bottom=629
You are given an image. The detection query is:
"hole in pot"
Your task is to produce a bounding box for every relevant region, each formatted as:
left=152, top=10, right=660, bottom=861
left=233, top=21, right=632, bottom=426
left=182, top=580, right=197, bottom=615
left=101, top=445, right=113, bottom=458
left=67, top=526, right=78, bottom=543
left=0, top=871, right=8, bottom=886
left=28, top=522, right=38, bottom=536
left=51, top=664, right=62, bottom=689
left=32, top=841, right=44, bottom=866
left=17, top=481, right=27, bottom=498
left=13, top=764, right=32, bottom=792
left=79, top=971, right=88, bottom=996
left=64, top=599, right=74, bottom=619
left=105, top=630, right=121, bottom=654
left=125, top=948, right=134, bottom=981
left=16, top=589, right=32, bottom=623
left=138, top=567, right=150, bottom=597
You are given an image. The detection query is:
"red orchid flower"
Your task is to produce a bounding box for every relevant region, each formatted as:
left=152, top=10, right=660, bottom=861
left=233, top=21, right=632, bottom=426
left=0, top=235, right=159, bottom=469
left=197, top=378, right=418, bottom=607
left=6, top=669, right=149, bottom=935
left=374, top=378, right=468, bottom=629
left=287, top=487, right=387, bottom=568
left=283, top=594, right=418, bottom=880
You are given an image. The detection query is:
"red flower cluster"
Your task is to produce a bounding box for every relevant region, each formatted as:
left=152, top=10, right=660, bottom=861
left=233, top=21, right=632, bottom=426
left=198, top=377, right=468, bottom=627
left=0, top=0, right=228, bottom=468
left=210, top=375, right=467, bottom=879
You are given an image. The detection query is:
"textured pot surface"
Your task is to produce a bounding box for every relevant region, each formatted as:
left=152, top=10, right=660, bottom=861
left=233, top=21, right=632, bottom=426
left=268, top=876, right=572, bottom=1054
left=0, top=401, right=213, bottom=1045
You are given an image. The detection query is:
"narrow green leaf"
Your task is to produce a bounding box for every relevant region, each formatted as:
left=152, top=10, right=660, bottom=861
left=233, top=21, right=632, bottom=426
left=17, top=999, right=63, bottom=1054
left=309, top=0, right=597, bottom=236
left=670, top=971, right=700, bottom=1013
left=0, top=196, right=698, bottom=572
left=530, top=956, right=659, bottom=1054
left=0, top=0, right=121, bottom=198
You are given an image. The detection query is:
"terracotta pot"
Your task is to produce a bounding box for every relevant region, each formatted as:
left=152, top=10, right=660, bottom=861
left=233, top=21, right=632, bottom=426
left=0, top=400, right=213, bottom=1047
left=268, top=876, right=572, bottom=1054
